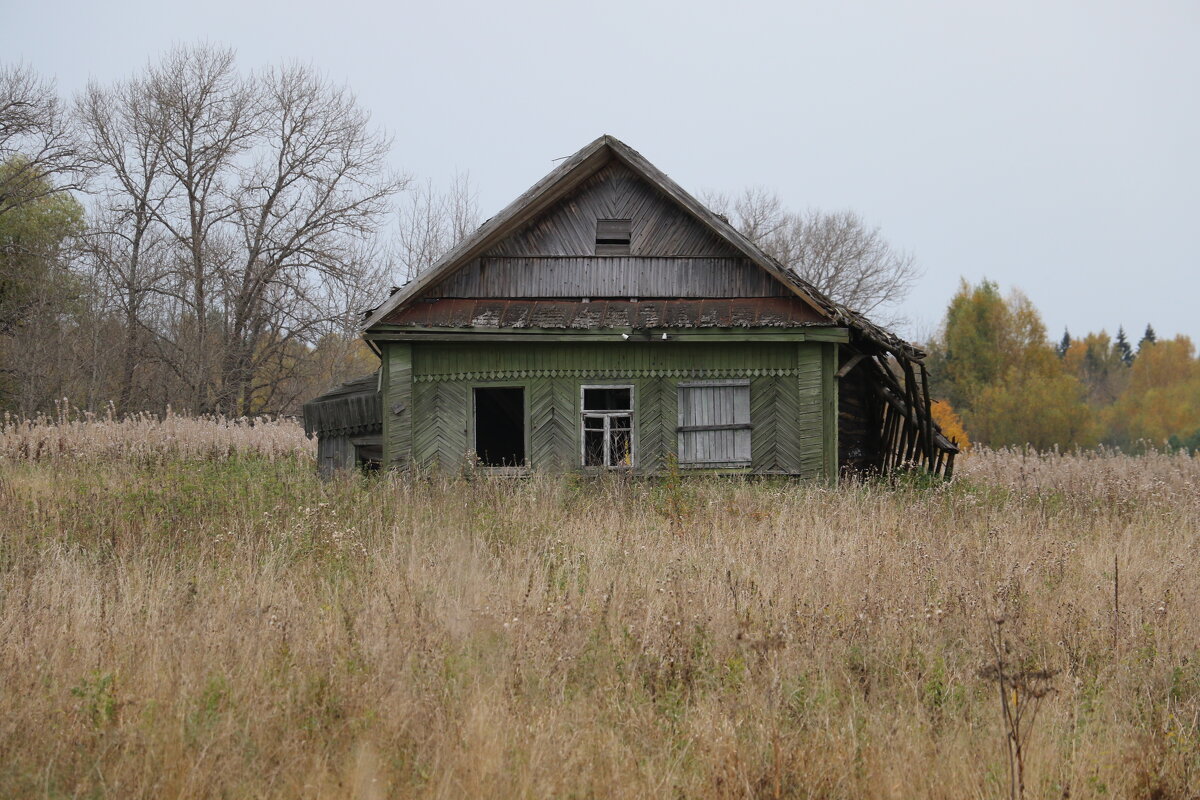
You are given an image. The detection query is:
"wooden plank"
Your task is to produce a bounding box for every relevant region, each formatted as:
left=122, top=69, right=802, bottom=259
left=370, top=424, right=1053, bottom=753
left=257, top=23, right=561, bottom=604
left=919, top=362, right=935, bottom=470
left=383, top=343, right=412, bottom=468
left=835, top=353, right=867, bottom=379
left=433, top=256, right=787, bottom=298
left=411, top=381, right=439, bottom=468
left=750, top=376, right=777, bottom=472
left=529, top=377, right=575, bottom=471
left=774, top=374, right=802, bottom=474
left=677, top=382, right=752, bottom=466
left=637, top=378, right=665, bottom=473
left=676, top=423, right=752, bottom=433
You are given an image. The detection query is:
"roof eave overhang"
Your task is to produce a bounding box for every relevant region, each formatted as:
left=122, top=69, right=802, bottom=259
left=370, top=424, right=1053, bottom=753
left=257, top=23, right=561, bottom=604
left=364, top=325, right=851, bottom=344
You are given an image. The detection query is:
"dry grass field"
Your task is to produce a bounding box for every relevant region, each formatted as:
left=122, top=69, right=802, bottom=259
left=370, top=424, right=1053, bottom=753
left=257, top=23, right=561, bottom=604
left=1, top=415, right=1198, bottom=798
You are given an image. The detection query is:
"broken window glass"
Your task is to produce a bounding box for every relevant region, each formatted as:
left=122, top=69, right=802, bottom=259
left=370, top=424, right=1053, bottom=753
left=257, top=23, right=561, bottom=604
left=581, top=386, right=634, bottom=468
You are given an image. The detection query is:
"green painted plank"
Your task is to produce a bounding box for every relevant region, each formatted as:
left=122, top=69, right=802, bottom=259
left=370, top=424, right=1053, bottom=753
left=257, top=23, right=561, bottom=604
left=750, top=376, right=778, bottom=472
left=411, top=382, right=439, bottom=468
left=412, top=342, right=803, bottom=380
left=822, top=342, right=839, bottom=484
left=383, top=343, right=412, bottom=467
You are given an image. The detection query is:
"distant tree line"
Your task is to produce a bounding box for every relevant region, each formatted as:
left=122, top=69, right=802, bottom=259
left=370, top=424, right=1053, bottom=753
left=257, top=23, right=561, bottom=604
left=926, top=280, right=1200, bottom=452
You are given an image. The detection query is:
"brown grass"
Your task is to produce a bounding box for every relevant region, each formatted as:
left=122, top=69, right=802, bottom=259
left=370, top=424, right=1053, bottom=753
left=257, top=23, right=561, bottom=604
left=1, top=420, right=1198, bottom=798
left=0, top=403, right=312, bottom=463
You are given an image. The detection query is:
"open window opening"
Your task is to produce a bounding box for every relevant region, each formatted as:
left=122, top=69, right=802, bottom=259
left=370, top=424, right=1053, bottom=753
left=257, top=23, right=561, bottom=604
left=474, top=386, right=526, bottom=467
left=595, top=218, right=631, bottom=256
left=353, top=436, right=383, bottom=472
left=582, top=385, right=633, bottom=467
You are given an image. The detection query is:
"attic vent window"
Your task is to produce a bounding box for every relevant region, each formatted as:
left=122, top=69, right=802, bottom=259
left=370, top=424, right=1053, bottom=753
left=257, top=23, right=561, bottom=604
left=595, top=218, right=631, bottom=256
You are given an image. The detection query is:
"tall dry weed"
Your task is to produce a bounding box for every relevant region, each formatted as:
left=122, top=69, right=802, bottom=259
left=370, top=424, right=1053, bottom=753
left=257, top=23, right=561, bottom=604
left=0, top=436, right=1197, bottom=797
left=0, top=401, right=313, bottom=464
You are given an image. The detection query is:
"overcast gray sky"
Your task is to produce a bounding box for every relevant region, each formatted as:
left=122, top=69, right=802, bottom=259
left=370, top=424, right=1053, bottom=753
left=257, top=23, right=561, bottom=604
left=5, top=0, right=1197, bottom=343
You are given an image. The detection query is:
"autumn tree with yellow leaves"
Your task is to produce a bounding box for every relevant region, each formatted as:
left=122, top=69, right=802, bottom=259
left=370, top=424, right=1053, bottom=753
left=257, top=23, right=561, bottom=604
left=926, top=280, right=1097, bottom=449
left=1104, top=336, right=1200, bottom=447
left=927, top=279, right=1200, bottom=451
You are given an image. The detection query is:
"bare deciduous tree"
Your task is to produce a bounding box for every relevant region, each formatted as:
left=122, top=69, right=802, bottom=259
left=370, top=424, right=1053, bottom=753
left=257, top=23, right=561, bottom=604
left=707, top=188, right=920, bottom=322
left=218, top=62, right=404, bottom=413
left=76, top=75, right=175, bottom=412
left=0, top=63, right=86, bottom=216
left=146, top=45, right=257, bottom=412
left=79, top=45, right=406, bottom=415
left=393, top=172, right=479, bottom=282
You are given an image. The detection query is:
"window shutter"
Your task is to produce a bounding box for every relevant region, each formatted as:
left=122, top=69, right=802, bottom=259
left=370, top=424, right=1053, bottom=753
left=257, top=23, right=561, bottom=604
left=677, top=381, right=751, bottom=465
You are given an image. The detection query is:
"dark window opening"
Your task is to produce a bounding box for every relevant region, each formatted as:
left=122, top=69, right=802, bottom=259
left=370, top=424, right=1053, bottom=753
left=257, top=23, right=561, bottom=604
left=583, top=386, right=631, bottom=412
left=355, top=443, right=382, bottom=471
left=595, top=218, right=631, bottom=256
left=474, top=387, right=526, bottom=467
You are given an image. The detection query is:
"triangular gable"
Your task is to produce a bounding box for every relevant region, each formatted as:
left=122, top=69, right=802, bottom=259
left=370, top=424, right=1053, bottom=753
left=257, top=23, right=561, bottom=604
left=363, top=135, right=833, bottom=330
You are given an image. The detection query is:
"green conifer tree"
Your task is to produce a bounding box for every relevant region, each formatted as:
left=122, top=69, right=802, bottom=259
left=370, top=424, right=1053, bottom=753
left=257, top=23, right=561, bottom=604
left=1056, top=328, right=1071, bottom=359
left=1139, top=324, right=1157, bottom=352
left=1115, top=326, right=1134, bottom=366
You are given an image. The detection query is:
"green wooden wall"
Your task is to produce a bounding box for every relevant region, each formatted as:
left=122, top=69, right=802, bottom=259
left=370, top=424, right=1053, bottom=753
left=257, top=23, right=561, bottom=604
left=382, top=341, right=836, bottom=478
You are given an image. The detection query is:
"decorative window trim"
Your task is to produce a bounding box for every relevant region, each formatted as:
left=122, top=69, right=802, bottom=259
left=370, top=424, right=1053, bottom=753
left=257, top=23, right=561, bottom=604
left=414, top=367, right=800, bottom=382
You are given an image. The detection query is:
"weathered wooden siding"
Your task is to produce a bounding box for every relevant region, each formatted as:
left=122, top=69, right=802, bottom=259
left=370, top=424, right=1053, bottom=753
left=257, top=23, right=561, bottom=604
left=411, top=380, right=470, bottom=471
left=431, top=256, right=786, bottom=298
left=491, top=162, right=739, bottom=258
left=422, top=161, right=788, bottom=300
left=749, top=346, right=823, bottom=475
left=636, top=376, right=676, bottom=474
left=677, top=382, right=752, bottom=465
left=386, top=341, right=830, bottom=477
left=411, top=341, right=798, bottom=379
left=317, top=435, right=356, bottom=479
left=382, top=344, right=413, bottom=468
left=822, top=342, right=839, bottom=482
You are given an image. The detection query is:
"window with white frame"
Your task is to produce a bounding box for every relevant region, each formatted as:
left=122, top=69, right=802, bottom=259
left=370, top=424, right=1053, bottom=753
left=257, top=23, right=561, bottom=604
left=581, top=385, right=633, bottom=467
left=677, top=380, right=752, bottom=466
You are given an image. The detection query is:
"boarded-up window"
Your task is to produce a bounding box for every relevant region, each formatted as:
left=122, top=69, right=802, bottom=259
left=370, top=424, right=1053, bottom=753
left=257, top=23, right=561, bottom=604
left=595, top=219, right=631, bottom=255
left=677, top=381, right=751, bottom=466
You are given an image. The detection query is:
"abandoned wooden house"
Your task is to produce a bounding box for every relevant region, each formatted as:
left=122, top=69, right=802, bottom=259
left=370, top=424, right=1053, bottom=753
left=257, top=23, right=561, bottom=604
left=303, top=135, right=958, bottom=480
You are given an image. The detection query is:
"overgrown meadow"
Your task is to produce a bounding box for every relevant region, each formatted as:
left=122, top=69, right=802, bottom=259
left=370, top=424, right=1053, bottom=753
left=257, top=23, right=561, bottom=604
left=1, top=415, right=1198, bottom=798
